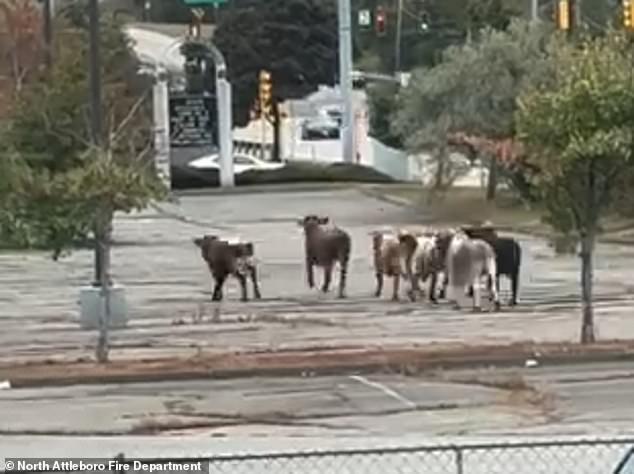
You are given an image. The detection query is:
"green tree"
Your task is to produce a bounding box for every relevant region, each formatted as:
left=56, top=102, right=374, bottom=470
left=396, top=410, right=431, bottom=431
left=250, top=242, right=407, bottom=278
left=366, top=81, right=402, bottom=149
left=212, top=0, right=339, bottom=127
left=392, top=19, right=559, bottom=199
left=0, top=12, right=167, bottom=362
left=516, top=31, right=634, bottom=344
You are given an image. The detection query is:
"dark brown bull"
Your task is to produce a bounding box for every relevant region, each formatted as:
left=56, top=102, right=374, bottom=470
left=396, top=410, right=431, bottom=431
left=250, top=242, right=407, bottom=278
left=193, top=235, right=262, bottom=302
left=297, top=215, right=351, bottom=298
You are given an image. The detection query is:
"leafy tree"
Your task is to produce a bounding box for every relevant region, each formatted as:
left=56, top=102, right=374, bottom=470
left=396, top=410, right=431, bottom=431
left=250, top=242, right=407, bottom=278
left=212, top=0, right=339, bottom=127
left=516, top=31, right=634, bottom=344
left=366, top=81, right=402, bottom=149
left=0, top=0, right=43, bottom=101
left=466, top=0, right=522, bottom=34
left=392, top=20, right=559, bottom=199
left=391, top=58, right=471, bottom=189
left=0, top=12, right=167, bottom=362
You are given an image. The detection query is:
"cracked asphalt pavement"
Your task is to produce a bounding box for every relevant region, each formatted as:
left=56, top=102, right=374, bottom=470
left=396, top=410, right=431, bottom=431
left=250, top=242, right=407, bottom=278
left=1, top=188, right=633, bottom=363
left=1, top=187, right=634, bottom=464
left=1, top=361, right=634, bottom=437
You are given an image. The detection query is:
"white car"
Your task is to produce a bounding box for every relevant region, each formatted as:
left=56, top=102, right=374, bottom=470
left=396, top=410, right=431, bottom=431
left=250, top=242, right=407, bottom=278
left=187, top=153, right=285, bottom=174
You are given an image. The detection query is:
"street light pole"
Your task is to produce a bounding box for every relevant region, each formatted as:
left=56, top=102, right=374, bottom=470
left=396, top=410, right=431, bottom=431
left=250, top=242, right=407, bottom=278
left=338, top=0, right=354, bottom=163
left=394, top=0, right=404, bottom=73
left=88, top=0, right=113, bottom=365
left=530, top=0, right=539, bottom=22
left=88, top=0, right=103, bottom=288
left=43, top=0, right=52, bottom=67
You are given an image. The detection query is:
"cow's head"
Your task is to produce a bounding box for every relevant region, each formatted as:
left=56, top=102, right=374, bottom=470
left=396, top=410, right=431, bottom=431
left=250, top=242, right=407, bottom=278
left=397, top=231, right=418, bottom=257
left=193, top=234, right=218, bottom=250
left=297, top=215, right=329, bottom=233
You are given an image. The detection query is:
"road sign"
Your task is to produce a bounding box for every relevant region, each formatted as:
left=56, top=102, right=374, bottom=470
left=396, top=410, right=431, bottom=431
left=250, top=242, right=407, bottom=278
left=168, top=94, right=216, bottom=147
left=183, top=0, right=227, bottom=5
left=358, top=9, right=371, bottom=27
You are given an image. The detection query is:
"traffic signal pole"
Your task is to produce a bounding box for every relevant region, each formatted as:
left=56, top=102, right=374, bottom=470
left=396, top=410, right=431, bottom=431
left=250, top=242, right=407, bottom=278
left=394, top=0, right=403, bottom=73
left=338, top=0, right=354, bottom=164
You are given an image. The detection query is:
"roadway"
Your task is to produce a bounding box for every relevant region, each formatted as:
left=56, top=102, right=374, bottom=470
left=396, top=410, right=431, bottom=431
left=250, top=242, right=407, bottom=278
left=1, top=361, right=633, bottom=472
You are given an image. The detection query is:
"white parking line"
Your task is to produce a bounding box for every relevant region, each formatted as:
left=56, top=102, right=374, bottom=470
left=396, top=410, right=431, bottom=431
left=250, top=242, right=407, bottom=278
left=349, top=375, right=417, bottom=409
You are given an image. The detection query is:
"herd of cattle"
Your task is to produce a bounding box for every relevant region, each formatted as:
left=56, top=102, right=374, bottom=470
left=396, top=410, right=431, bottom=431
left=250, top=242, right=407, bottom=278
left=193, top=215, right=523, bottom=311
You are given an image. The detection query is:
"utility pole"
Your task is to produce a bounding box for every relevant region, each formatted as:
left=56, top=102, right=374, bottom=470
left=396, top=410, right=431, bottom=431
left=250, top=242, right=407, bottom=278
left=338, top=0, right=354, bottom=163
left=43, top=0, right=52, bottom=67
left=88, top=0, right=112, bottom=364
left=530, top=0, right=539, bottom=22
left=394, top=0, right=404, bottom=74
left=88, top=0, right=103, bottom=288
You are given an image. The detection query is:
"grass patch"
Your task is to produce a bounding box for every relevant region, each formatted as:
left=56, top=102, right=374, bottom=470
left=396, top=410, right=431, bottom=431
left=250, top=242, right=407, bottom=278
left=382, top=186, right=543, bottom=230
left=376, top=185, right=634, bottom=240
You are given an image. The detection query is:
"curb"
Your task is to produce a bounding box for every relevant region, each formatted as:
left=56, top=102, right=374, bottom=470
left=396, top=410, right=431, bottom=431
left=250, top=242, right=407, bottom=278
left=2, top=341, right=634, bottom=389
left=173, top=182, right=361, bottom=197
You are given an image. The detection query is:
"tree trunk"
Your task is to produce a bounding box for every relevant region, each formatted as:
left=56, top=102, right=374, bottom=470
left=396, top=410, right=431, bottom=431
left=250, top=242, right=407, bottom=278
left=433, top=147, right=446, bottom=190
left=95, top=206, right=113, bottom=363
left=486, top=155, right=498, bottom=201
left=580, top=232, right=596, bottom=344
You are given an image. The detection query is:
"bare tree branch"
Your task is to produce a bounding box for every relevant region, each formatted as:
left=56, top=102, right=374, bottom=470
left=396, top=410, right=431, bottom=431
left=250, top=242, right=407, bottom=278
left=109, top=89, right=150, bottom=148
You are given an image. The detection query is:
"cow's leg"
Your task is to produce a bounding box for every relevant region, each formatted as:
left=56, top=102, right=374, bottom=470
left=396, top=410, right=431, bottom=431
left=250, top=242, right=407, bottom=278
left=321, top=263, right=333, bottom=293
left=490, top=272, right=501, bottom=311
left=306, top=259, right=315, bottom=289
left=406, top=267, right=418, bottom=301
left=429, top=273, right=438, bottom=303
left=392, top=274, right=400, bottom=301
left=438, top=273, right=449, bottom=299
left=374, top=272, right=383, bottom=297
left=233, top=272, right=248, bottom=302
left=338, top=257, right=348, bottom=299
left=510, top=272, right=519, bottom=306
left=250, top=265, right=262, bottom=299
left=472, top=276, right=481, bottom=312
left=466, top=285, right=474, bottom=297
left=212, top=275, right=226, bottom=301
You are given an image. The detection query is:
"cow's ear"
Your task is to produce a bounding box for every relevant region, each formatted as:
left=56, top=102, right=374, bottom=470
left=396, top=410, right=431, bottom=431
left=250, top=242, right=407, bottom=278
left=297, top=218, right=305, bottom=226
left=244, top=242, right=254, bottom=255
left=318, top=216, right=330, bottom=225
left=193, top=238, right=203, bottom=248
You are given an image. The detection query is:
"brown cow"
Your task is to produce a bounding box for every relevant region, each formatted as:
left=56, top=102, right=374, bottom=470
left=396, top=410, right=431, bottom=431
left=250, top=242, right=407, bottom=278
left=397, top=231, right=441, bottom=301
left=193, top=235, right=262, bottom=302
left=371, top=231, right=407, bottom=301
left=297, top=215, right=351, bottom=298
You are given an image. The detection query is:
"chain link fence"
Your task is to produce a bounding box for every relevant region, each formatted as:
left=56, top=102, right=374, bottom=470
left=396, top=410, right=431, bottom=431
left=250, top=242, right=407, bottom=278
left=200, top=439, right=634, bottom=473
left=6, top=438, right=632, bottom=474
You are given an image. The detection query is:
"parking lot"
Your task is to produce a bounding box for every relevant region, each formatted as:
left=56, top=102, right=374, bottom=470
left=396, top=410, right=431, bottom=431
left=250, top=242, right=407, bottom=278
left=1, top=188, right=633, bottom=364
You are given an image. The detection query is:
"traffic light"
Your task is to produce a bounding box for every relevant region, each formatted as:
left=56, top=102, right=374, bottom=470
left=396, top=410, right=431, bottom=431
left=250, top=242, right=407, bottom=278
left=420, top=12, right=430, bottom=32
left=556, top=0, right=570, bottom=30
left=258, top=69, right=272, bottom=117
left=624, top=0, right=634, bottom=28
left=375, top=6, right=386, bottom=36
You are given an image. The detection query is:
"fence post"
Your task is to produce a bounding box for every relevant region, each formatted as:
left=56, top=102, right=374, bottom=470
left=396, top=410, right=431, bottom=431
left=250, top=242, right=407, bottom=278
left=454, top=447, right=464, bottom=474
